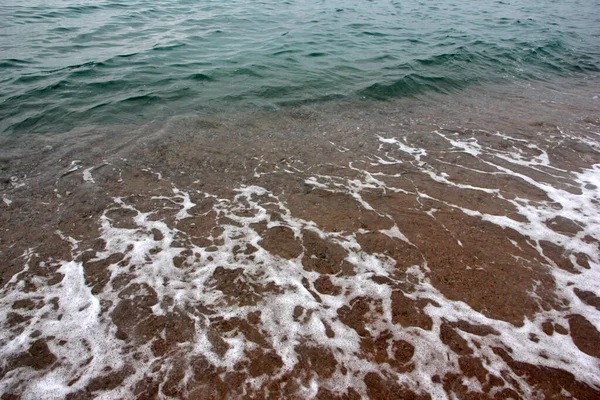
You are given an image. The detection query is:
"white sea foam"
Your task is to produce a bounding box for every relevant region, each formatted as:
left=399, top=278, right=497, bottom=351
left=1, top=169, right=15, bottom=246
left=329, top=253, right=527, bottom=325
left=82, top=167, right=95, bottom=183
left=1, top=123, right=600, bottom=398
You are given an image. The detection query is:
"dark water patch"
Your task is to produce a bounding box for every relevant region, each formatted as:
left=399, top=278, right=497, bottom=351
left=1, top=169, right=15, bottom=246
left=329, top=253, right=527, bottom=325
left=12, top=74, right=53, bottom=85
left=119, top=94, right=162, bottom=105
left=0, top=59, right=38, bottom=69
left=361, top=31, right=389, bottom=37
left=48, top=26, right=80, bottom=34
left=43, top=61, right=99, bottom=74
left=306, top=52, right=328, bottom=58
left=186, top=73, right=213, bottom=82
left=112, top=52, right=140, bottom=60
left=415, top=52, right=476, bottom=67
left=360, top=74, right=465, bottom=100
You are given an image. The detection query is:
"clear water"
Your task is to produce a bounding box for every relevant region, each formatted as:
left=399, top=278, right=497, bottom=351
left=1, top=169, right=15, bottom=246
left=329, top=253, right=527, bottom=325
left=0, top=0, right=599, bottom=134
left=2, top=2, right=600, bottom=398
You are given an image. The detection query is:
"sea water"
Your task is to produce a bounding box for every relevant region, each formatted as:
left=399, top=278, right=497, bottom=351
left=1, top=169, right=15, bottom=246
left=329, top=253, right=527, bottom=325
left=1, top=1, right=600, bottom=399
left=0, top=0, right=599, bottom=134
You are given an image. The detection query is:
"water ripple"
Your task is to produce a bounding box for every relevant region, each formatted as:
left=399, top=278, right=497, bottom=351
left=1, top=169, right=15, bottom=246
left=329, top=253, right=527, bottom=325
left=0, top=0, right=599, bottom=134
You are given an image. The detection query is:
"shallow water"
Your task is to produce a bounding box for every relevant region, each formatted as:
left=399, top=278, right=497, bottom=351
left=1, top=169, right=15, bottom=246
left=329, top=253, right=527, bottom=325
left=1, top=78, right=600, bottom=398
left=2, top=0, right=600, bottom=398
left=1, top=0, right=599, bottom=134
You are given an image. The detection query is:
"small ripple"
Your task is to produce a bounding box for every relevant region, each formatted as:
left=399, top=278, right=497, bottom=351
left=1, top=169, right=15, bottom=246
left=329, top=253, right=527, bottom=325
left=0, top=59, right=38, bottom=69
left=231, top=67, right=264, bottom=78
left=119, top=94, right=162, bottom=104
left=306, top=52, right=328, bottom=57
left=359, top=73, right=464, bottom=99
left=0, top=0, right=598, bottom=135
left=272, top=49, right=302, bottom=56
left=152, top=42, right=186, bottom=51
left=186, top=73, right=214, bottom=82
left=362, top=31, right=388, bottom=37
left=42, top=61, right=98, bottom=74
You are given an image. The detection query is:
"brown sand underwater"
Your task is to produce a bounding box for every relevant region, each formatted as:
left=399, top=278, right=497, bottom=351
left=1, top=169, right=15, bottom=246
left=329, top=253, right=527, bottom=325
left=1, top=79, right=600, bottom=399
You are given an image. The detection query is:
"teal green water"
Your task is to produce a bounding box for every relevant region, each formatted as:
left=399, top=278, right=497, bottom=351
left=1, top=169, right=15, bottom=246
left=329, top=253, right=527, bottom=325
left=1, top=0, right=599, bottom=134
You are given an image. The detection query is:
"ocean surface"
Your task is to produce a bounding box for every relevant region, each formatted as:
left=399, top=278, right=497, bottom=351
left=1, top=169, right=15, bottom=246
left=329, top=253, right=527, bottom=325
left=1, top=0, right=599, bottom=135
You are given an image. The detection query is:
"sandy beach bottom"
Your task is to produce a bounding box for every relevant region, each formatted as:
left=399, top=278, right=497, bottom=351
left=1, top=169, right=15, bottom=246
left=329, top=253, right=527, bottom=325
left=1, top=79, right=600, bottom=399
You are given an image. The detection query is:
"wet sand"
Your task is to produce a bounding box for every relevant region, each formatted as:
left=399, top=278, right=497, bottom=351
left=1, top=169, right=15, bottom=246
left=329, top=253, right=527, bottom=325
left=1, top=79, right=600, bottom=399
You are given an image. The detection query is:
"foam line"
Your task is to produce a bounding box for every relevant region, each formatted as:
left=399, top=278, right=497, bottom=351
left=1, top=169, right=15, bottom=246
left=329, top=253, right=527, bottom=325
left=2, top=119, right=600, bottom=398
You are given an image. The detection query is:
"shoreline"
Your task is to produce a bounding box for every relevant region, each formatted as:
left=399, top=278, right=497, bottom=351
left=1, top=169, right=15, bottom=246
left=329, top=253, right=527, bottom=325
left=1, top=77, right=600, bottom=398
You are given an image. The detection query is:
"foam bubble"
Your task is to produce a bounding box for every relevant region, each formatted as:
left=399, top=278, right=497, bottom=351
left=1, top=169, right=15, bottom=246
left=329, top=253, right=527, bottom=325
left=2, top=111, right=600, bottom=398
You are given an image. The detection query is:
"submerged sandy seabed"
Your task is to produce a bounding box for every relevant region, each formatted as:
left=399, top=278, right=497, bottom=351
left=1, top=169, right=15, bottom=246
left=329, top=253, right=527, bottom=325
left=1, top=78, right=600, bottom=399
